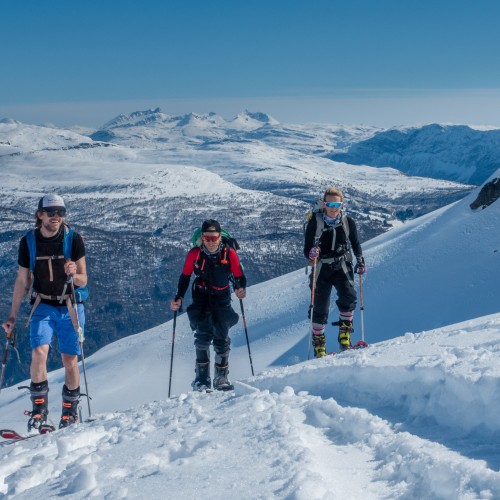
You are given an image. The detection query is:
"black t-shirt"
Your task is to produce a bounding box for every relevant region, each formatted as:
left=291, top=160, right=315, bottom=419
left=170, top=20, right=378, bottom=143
left=18, top=226, right=85, bottom=305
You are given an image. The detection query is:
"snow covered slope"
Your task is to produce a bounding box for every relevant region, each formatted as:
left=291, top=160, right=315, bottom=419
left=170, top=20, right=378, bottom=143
left=0, top=312, right=498, bottom=498
left=0, top=170, right=498, bottom=497
left=360, top=169, right=500, bottom=342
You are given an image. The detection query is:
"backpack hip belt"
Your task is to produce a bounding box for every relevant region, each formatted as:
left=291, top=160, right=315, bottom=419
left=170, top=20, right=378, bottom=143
left=313, top=255, right=355, bottom=289
left=210, top=284, right=229, bottom=291
left=319, top=255, right=345, bottom=265
left=26, top=293, right=80, bottom=334
left=193, top=280, right=229, bottom=294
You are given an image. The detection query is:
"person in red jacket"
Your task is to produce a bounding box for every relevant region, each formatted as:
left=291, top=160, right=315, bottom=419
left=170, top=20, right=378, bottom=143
left=170, top=219, right=246, bottom=391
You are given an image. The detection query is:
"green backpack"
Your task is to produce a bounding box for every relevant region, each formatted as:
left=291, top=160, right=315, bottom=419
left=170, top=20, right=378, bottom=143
left=191, top=227, right=240, bottom=251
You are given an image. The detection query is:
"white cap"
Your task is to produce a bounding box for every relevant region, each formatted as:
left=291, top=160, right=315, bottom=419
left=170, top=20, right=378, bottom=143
left=38, top=194, right=66, bottom=211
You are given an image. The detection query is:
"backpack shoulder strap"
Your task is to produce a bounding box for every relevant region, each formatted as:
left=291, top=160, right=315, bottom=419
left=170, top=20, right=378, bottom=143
left=62, top=226, right=74, bottom=260
left=193, top=247, right=208, bottom=277
left=25, top=230, right=37, bottom=272
left=220, top=242, right=232, bottom=267
left=342, top=215, right=350, bottom=241
left=314, top=212, right=324, bottom=243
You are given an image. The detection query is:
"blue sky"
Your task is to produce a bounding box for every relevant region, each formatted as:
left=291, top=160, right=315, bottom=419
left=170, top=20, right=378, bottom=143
left=1, top=0, right=500, bottom=127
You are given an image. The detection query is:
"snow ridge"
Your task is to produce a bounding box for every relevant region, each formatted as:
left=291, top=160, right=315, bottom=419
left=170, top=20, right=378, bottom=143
left=330, top=123, right=500, bottom=184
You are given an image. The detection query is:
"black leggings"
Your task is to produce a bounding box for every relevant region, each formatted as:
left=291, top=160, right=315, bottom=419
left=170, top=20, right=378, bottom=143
left=309, top=262, right=357, bottom=325
left=187, top=293, right=239, bottom=356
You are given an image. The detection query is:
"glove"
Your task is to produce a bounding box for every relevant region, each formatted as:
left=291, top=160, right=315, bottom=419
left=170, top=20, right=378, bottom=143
left=354, top=256, right=366, bottom=275
left=308, top=247, right=320, bottom=260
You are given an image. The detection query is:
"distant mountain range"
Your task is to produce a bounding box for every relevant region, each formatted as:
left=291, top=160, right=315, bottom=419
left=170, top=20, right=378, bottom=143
left=330, top=123, right=500, bottom=185
left=89, top=110, right=500, bottom=185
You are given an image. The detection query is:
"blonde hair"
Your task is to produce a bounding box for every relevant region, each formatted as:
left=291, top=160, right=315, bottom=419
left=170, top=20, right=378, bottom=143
left=323, top=186, right=343, bottom=201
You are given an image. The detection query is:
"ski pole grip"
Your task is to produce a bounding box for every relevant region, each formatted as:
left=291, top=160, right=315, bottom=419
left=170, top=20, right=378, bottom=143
left=174, top=295, right=183, bottom=313
left=3, top=324, right=14, bottom=340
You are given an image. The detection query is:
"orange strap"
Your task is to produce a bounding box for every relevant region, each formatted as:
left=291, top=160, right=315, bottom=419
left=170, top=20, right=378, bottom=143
left=35, top=255, right=64, bottom=282
left=26, top=293, right=79, bottom=333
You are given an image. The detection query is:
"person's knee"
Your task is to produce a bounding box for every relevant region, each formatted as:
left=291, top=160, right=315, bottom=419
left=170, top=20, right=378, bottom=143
left=213, top=335, right=230, bottom=354
left=32, top=346, right=48, bottom=363
left=195, top=338, right=212, bottom=351
left=61, top=354, right=78, bottom=371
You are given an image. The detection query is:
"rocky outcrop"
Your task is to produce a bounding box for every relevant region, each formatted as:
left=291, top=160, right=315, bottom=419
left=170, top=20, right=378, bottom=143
left=470, top=178, right=500, bottom=210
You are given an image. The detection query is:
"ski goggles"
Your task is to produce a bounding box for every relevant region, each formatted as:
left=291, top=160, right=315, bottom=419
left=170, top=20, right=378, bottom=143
left=203, top=235, right=220, bottom=242
left=44, top=208, right=67, bottom=217
left=324, top=201, right=343, bottom=209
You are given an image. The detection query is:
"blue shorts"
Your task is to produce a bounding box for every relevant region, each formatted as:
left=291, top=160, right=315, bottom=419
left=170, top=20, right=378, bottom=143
left=30, top=303, right=85, bottom=356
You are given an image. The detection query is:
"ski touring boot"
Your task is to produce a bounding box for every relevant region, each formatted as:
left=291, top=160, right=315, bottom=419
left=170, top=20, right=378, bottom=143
left=192, top=362, right=212, bottom=392
left=213, top=355, right=234, bottom=391
left=337, top=312, right=354, bottom=351
left=333, top=312, right=354, bottom=352
left=311, top=324, right=326, bottom=358
left=192, top=348, right=212, bottom=392
left=59, top=385, right=80, bottom=429
left=26, top=380, right=54, bottom=433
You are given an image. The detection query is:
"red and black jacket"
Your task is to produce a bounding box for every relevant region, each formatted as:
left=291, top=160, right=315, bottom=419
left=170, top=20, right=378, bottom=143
left=176, top=245, right=246, bottom=298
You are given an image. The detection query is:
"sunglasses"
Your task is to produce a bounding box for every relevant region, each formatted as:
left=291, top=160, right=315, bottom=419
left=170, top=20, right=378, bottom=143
left=324, top=201, right=343, bottom=209
left=203, top=235, right=220, bottom=242
left=44, top=209, right=66, bottom=217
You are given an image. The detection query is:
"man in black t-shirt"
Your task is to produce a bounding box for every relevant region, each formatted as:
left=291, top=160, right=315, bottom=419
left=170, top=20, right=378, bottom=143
left=2, top=194, right=88, bottom=431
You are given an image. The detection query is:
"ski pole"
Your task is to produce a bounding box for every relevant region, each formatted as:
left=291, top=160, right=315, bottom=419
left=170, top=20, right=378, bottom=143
left=239, top=299, right=254, bottom=377
left=68, top=276, right=94, bottom=421
left=307, top=257, right=318, bottom=360
left=359, top=273, right=365, bottom=343
left=168, top=310, right=178, bottom=398
left=0, top=328, right=16, bottom=394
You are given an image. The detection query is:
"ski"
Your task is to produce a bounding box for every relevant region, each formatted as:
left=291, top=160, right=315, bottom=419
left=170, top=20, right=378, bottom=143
left=353, top=340, right=369, bottom=349
left=0, top=425, right=55, bottom=445
left=328, top=341, right=369, bottom=356
left=0, top=429, right=30, bottom=441
left=39, top=424, right=57, bottom=434
left=192, top=385, right=234, bottom=393
left=195, top=388, right=213, bottom=393
left=215, top=384, right=234, bottom=391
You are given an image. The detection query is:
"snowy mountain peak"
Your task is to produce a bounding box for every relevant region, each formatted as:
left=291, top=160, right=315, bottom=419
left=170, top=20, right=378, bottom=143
left=242, top=110, right=279, bottom=125
left=175, top=111, right=225, bottom=127
left=0, top=117, right=22, bottom=125
left=228, top=110, right=279, bottom=130
left=100, top=108, right=173, bottom=129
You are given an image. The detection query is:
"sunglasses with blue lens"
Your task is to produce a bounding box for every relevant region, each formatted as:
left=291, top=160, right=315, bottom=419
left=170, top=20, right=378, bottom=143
left=324, top=201, right=343, bottom=209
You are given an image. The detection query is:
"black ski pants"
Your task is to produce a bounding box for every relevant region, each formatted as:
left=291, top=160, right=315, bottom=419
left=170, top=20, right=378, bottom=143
left=309, top=260, right=357, bottom=325
left=187, top=291, right=239, bottom=357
